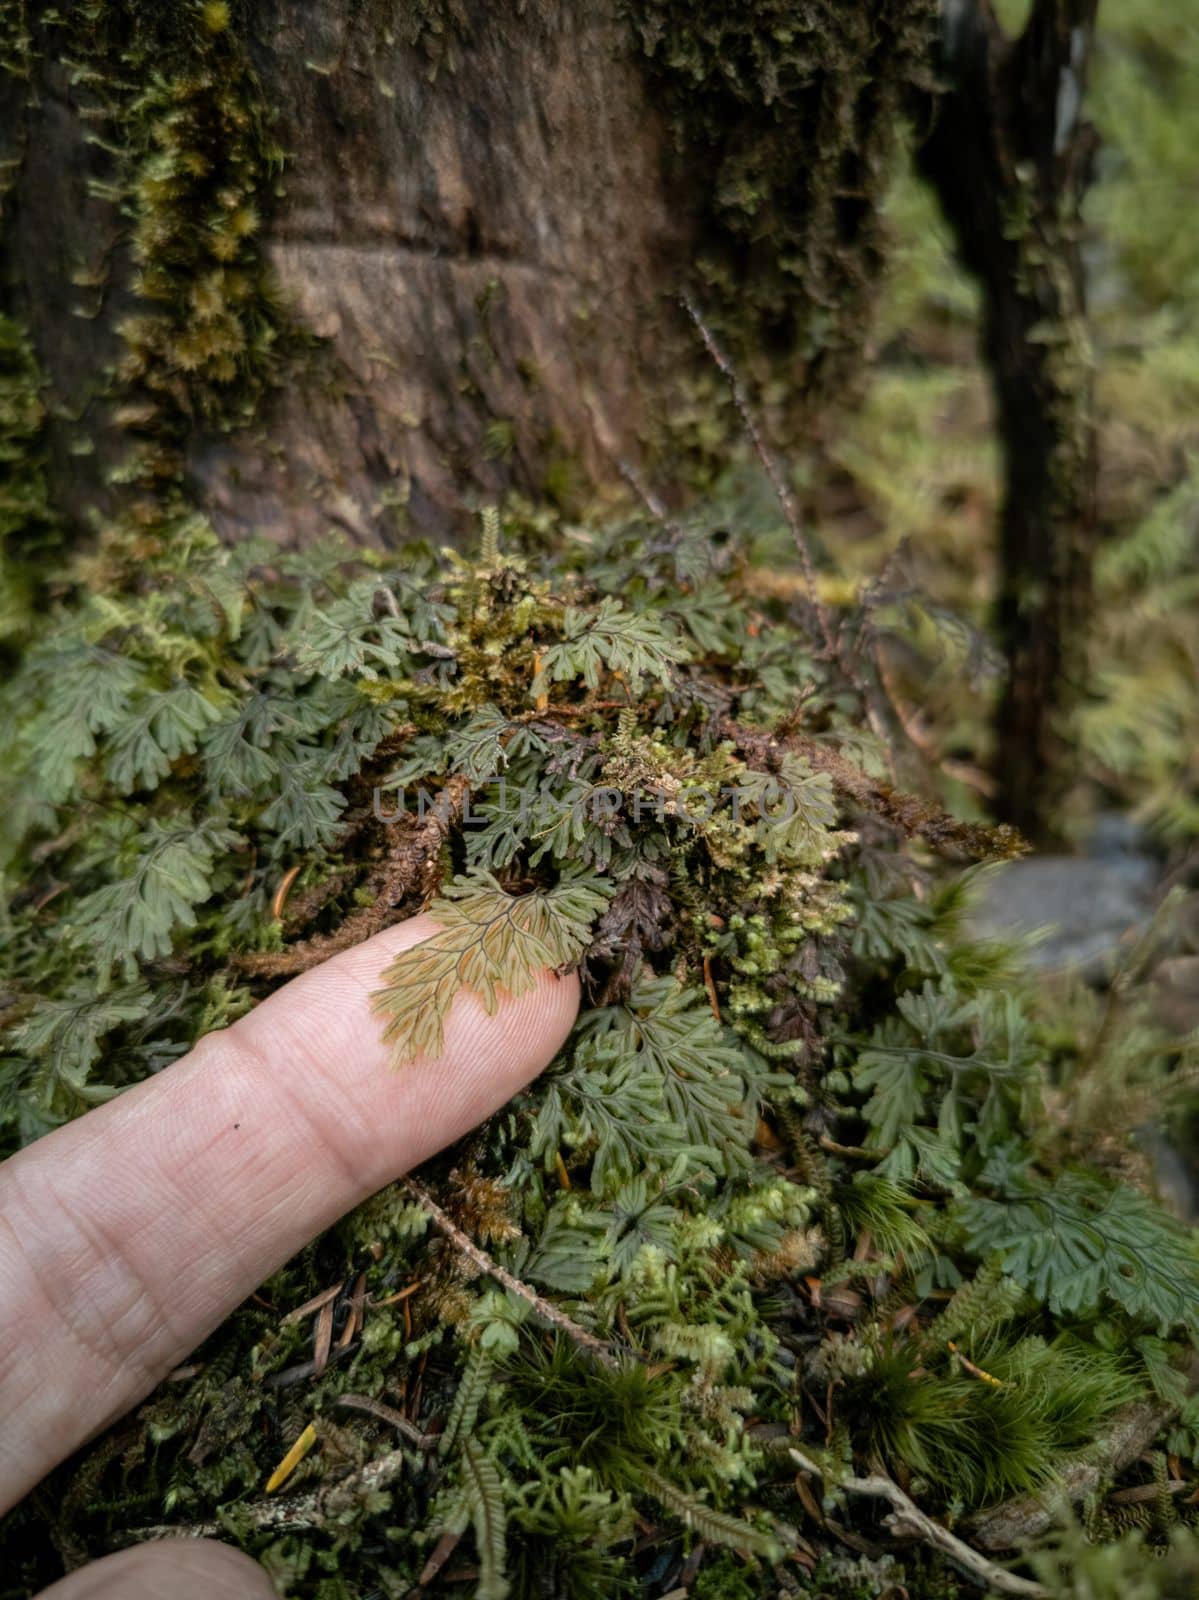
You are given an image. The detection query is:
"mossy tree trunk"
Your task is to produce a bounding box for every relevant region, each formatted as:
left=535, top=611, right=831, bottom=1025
left=918, top=0, right=1100, bottom=845
left=4, top=1, right=1102, bottom=840
left=0, top=0, right=932, bottom=546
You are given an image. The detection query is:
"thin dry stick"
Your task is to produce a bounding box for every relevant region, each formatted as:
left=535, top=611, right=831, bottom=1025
left=680, top=290, right=835, bottom=657
left=788, top=1449, right=1047, bottom=1599
left=236, top=777, right=468, bottom=979
left=334, top=1392, right=437, bottom=1450
left=963, top=1396, right=1180, bottom=1552
left=681, top=291, right=903, bottom=777
left=133, top=1446, right=411, bottom=1542
left=618, top=456, right=682, bottom=535
left=404, top=1177, right=619, bottom=1370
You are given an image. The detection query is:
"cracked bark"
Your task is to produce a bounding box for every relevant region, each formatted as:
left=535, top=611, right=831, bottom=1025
left=1, top=1, right=934, bottom=549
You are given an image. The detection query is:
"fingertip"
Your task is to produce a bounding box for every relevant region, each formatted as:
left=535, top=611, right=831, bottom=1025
left=226, top=915, right=581, bottom=1186
left=0, top=914, right=583, bottom=1511
left=344, top=937, right=582, bottom=1188
left=429, top=957, right=581, bottom=1119
left=36, top=1540, right=275, bottom=1599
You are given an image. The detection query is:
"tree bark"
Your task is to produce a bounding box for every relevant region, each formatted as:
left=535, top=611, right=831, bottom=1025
left=918, top=0, right=1100, bottom=844
left=0, top=1, right=932, bottom=546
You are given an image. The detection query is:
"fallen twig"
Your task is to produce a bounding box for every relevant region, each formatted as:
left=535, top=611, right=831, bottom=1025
left=133, top=1445, right=411, bottom=1541
left=334, top=1392, right=438, bottom=1450
left=235, top=778, right=468, bottom=978
left=280, top=1281, right=344, bottom=1325
left=681, top=291, right=835, bottom=658
left=788, top=1448, right=1046, bottom=1599
left=404, top=1177, right=619, bottom=1370
left=963, top=1397, right=1178, bottom=1552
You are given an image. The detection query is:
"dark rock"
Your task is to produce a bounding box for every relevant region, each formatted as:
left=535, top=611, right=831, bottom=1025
left=968, top=854, right=1157, bottom=978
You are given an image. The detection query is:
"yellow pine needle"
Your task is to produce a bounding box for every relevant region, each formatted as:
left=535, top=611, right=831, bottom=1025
left=271, top=863, right=302, bottom=921
left=265, top=1422, right=317, bottom=1493
left=947, top=1340, right=1004, bottom=1387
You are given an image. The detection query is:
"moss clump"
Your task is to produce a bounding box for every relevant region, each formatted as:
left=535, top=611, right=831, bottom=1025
left=0, top=312, right=56, bottom=644
left=0, top=496, right=1196, bottom=1596
left=629, top=0, right=936, bottom=400
left=8, top=2, right=290, bottom=493
left=112, top=30, right=287, bottom=485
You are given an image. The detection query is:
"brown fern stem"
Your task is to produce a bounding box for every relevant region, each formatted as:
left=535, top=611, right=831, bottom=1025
left=234, top=778, right=468, bottom=979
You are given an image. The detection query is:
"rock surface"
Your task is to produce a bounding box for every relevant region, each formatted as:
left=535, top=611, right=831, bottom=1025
left=968, top=852, right=1157, bottom=978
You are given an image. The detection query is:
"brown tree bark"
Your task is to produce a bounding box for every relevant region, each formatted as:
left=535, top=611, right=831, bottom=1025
left=0, top=1, right=932, bottom=546
left=918, top=0, right=1100, bottom=844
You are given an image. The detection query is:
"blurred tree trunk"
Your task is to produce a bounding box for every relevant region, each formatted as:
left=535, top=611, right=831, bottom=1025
left=918, top=0, right=1100, bottom=845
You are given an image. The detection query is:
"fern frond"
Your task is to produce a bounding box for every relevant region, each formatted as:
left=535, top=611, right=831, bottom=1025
left=371, top=869, right=611, bottom=1066
left=13, top=984, right=153, bottom=1108
left=569, top=974, right=769, bottom=1186
left=103, top=681, right=225, bottom=794
left=440, top=1349, right=493, bottom=1459
left=958, top=1172, right=1199, bottom=1336
left=460, top=1439, right=509, bottom=1600
left=70, top=818, right=242, bottom=978
left=533, top=598, right=689, bottom=697
left=640, top=1467, right=781, bottom=1561
left=292, top=581, right=411, bottom=680
left=736, top=753, right=846, bottom=866
left=935, top=1259, right=1027, bottom=1345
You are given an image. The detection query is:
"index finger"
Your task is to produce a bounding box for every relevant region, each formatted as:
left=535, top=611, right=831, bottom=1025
left=0, top=916, right=579, bottom=1514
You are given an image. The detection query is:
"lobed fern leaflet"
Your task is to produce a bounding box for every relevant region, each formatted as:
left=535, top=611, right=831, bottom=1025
left=957, top=1171, right=1199, bottom=1336
left=371, top=869, right=611, bottom=1066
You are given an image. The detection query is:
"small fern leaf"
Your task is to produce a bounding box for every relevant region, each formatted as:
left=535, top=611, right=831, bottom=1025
left=642, top=1468, right=781, bottom=1561
left=440, top=1348, right=493, bottom=1459
left=460, top=1440, right=509, bottom=1600
left=533, top=597, right=689, bottom=697
left=372, top=869, right=610, bottom=1067
left=737, top=753, right=844, bottom=866
left=70, top=819, right=241, bottom=978
left=103, top=681, right=225, bottom=795
left=958, top=1171, right=1199, bottom=1336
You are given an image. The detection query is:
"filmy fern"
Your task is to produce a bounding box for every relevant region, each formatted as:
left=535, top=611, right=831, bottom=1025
left=531, top=597, right=690, bottom=695
left=371, top=869, right=612, bottom=1065
left=70, top=818, right=243, bottom=979
left=958, top=1171, right=1199, bottom=1336
left=0, top=502, right=1195, bottom=1597
left=459, top=1440, right=509, bottom=1600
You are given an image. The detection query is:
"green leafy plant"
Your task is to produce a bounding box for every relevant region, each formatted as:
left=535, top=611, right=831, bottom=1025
left=373, top=870, right=611, bottom=1064
left=0, top=504, right=1194, bottom=1597
left=957, top=1171, right=1199, bottom=1337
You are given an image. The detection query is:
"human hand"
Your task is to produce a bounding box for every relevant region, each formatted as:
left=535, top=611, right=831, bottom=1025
left=0, top=915, right=579, bottom=1597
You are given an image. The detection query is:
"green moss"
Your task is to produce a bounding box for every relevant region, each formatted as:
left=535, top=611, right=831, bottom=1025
left=392, top=0, right=470, bottom=80
left=0, top=500, right=1194, bottom=1596
left=114, top=37, right=287, bottom=483
left=21, top=2, right=294, bottom=492
left=628, top=0, right=935, bottom=399
left=0, top=1, right=34, bottom=82
left=0, top=313, right=56, bottom=643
